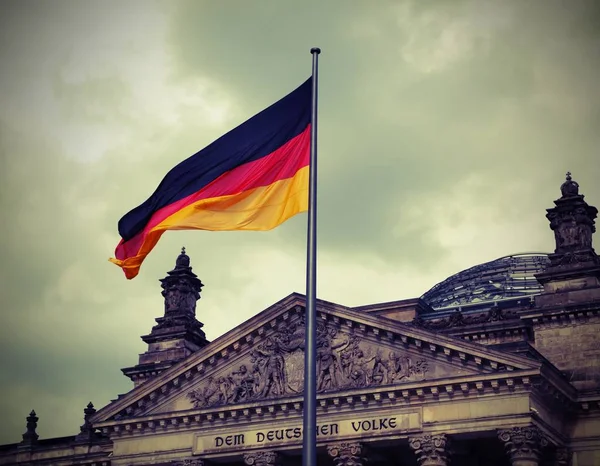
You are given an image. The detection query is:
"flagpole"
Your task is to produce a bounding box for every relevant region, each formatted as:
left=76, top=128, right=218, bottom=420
left=303, top=46, right=320, bottom=466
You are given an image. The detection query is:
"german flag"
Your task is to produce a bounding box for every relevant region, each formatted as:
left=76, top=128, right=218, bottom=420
left=110, top=78, right=312, bottom=279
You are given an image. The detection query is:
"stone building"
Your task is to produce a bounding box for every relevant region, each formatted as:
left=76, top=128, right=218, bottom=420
left=1, top=173, right=599, bottom=465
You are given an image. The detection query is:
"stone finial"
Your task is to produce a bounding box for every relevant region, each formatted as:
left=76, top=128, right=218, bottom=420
left=84, top=401, right=95, bottom=417
left=409, top=435, right=450, bottom=466
left=175, top=246, right=191, bottom=270
left=160, top=247, right=204, bottom=316
left=498, top=426, right=548, bottom=465
left=560, top=172, right=580, bottom=199
left=327, top=442, right=367, bottom=466
left=21, top=410, right=39, bottom=445
left=243, top=451, right=281, bottom=466
left=76, top=402, right=96, bottom=442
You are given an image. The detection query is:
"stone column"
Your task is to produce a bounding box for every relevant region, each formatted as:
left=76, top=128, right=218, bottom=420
left=497, top=426, right=548, bottom=466
left=243, top=451, right=282, bottom=466
left=409, top=434, right=450, bottom=466
left=554, top=448, right=572, bottom=466
left=327, top=442, right=367, bottom=466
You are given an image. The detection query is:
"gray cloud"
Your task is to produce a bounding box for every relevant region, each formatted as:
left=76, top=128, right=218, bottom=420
left=165, top=0, right=599, bottom=266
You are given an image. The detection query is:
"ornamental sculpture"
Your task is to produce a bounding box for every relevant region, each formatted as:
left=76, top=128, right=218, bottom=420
left=327, top=442, right=367, bottom=466
left=545, top=172, right=599, bottom=268
left=160, top=247, right=203, bottom=317
left=187, top=319, right=429, bottom=408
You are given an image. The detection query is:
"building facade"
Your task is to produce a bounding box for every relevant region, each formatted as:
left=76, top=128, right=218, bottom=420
left=2, top=173, right=600, bottom=465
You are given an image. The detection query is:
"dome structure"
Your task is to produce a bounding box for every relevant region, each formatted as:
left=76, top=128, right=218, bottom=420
left=421, top=253, right=551, bottom=311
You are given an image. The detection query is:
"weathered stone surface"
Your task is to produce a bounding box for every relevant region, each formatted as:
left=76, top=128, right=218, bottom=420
left=533, top=317, right=600, bottom=390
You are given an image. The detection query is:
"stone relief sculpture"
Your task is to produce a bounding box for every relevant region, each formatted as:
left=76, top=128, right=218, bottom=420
left=188, top=319, right=429, bottom=409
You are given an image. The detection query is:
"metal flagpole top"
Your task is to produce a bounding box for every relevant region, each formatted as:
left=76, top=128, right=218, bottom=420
left=311, top=47, right=321, bottom=54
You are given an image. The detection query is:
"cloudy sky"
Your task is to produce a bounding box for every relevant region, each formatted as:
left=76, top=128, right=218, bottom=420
left=1, top=0, right=599, bottom=444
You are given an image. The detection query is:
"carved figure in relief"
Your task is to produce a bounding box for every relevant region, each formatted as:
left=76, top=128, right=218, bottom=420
left=370, top=350, right=390, bottom=385
left=575, top=207, right=594, bottom=248
left=163, top=277, right=198, bottom=314
left=317, top=336, right=350, bottom=391
left=231, top=365, right=255, bottom=400
left=411, top=359, right=429, bottom=379
left=187, top=320, right=432, bottom=409
left=251, top=338, right=287, bottom=397
left=388, top=351, right=406, bottom=381
left=388, top=352, right=429, bottom=382
left=561, top=219, right=579, bottom=249
left=216, top=376, right=235, bottom=404
left=188, top=377, right=220, bottom=407
left=339, top=337, right=361, bottom=379
left=348, top=349, right=376, bottom=388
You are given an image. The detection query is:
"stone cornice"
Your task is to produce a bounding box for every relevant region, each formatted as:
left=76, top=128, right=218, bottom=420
left=0, top=442, right=112, bottom=466
left=353, top=297, right=433, bottom=315
left=412, top=306, right=524, bottom=332
left=94, top=369, right=565, bottom=436
left=520, top=300, right=600, bottom=325
left=538, top=364, right=579, bottom=401
left=576, top=392, right=600, bottom=412
left=446, top=321, right=531, bottom=344
left=92, top=295, right=549, bottom=425
left=325, top=308, right=538, bottom=370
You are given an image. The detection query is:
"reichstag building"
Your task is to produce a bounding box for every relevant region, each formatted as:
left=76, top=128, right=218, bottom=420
left=2, top=173, right=599, bottom=465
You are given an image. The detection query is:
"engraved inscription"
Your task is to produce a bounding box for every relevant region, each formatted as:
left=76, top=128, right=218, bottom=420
left=194, top=411, right=422, bottom=454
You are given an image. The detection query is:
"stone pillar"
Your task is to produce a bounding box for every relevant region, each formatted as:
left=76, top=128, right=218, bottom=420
left=243, top=451, right=282, bottom=466
left=497, top=426, right=548, bottom=466
left=554, top=448, right=572, bottom=466
left=409, top=434, right=450, bottom=466
left=327, top=442, right=367, bottom=466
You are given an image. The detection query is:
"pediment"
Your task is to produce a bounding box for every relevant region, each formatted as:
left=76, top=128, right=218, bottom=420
left=92, top=293, right=540, bottom=424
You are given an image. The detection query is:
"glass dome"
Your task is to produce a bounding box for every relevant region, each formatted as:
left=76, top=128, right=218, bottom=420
left=421, top=253, right=550, bottom=311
